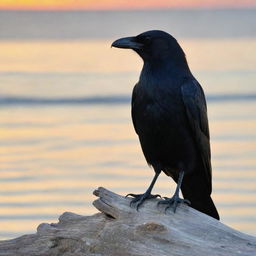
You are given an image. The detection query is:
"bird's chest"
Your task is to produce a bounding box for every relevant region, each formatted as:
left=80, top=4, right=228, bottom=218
left=134, top=87, right=184, bottom=134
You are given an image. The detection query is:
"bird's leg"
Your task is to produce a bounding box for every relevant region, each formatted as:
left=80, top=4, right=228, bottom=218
left=126, top=171, right=161, bottom=210
left=158, top=171, right=190, bottom=213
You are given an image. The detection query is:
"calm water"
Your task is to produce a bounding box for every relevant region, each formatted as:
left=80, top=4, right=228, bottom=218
left=0, top=10, right=256, bottom=240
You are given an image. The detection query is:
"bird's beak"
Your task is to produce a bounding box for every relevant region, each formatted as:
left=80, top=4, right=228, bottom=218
left=111, top=36, right=143, bottom=50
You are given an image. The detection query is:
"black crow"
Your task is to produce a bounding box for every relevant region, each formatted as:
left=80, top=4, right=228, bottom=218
left=112, top=30, right=219, bottom=220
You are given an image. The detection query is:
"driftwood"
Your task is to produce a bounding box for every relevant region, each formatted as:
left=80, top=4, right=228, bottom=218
left=0, top=187, right=256, bottom=256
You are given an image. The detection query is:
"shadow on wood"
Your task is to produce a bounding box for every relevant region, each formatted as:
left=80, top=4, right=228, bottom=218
left=0, top=187, right=255, bottom=256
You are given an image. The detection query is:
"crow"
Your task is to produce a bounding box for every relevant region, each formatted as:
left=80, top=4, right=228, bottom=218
left=112, top=30, right=219, bottom=220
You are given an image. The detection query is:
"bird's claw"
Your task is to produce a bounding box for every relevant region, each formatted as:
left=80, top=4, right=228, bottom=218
left=157, top=196, right=190, bottom=213
left=126, top=193, right=161, bottom=210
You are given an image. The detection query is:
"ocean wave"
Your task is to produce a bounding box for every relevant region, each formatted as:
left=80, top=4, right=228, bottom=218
left=0, top=94, right=256, bottom=106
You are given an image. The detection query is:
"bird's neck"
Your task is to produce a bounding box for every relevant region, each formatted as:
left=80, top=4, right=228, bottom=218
left=140, top=59, right=191, bottom=84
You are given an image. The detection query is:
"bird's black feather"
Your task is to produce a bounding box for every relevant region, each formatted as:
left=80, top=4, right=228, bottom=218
left=181, top=79, right=212, bottom=192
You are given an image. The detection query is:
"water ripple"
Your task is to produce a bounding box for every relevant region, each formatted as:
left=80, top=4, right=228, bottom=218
left=1, top=94, right=256, bottom=106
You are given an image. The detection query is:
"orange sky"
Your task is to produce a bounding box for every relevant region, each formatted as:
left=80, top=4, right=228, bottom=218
left=0, top=0, right=255, bottom=10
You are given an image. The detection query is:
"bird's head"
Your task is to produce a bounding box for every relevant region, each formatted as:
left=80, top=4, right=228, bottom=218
left=112, top=30, right=186, bottom=64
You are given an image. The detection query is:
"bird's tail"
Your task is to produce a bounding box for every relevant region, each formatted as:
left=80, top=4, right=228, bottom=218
left=181, top=174, right=220, bottom=220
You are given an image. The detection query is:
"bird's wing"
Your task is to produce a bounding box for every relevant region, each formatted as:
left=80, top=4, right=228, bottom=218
left=131, top=83, right=139, bottom=135
left=181, top=79, right=212, bottom=191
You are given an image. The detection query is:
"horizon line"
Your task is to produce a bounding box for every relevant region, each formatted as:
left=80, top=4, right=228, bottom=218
left=0, top=6, right=255, bottom=11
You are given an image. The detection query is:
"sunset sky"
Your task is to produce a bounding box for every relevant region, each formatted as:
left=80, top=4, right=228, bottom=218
left=0, top=0, right=255, bottom=10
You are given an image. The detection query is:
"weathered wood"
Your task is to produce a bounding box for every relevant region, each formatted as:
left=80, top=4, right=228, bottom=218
left=0, top=187, right=255, bottom=256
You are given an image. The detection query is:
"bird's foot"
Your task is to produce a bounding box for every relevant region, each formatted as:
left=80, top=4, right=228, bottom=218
left=126, top=192, right=161, bottom=210
left=157, top=195, right=190, bottom=213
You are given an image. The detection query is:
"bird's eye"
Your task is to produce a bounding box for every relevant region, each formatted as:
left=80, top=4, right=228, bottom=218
left=136, top=35, right=151, bottom=45
left=144, top=36, right=151, bottom=43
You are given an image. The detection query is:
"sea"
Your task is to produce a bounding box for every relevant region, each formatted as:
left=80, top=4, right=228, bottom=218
left=0, top=9, right=256, bottom=240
